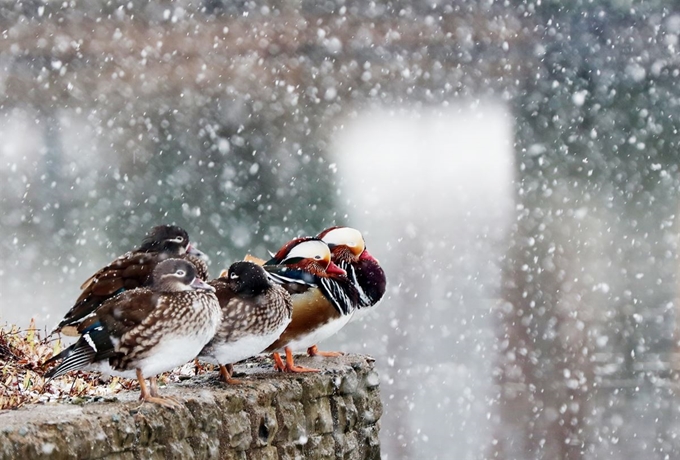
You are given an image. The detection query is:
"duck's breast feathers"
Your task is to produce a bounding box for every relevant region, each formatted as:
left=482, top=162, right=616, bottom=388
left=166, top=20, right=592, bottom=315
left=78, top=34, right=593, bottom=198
left=265, top=287, right=340, bottom=351
left=355, top=257, right=387, bottom=306
left=212, top=284, right=292, bottom=342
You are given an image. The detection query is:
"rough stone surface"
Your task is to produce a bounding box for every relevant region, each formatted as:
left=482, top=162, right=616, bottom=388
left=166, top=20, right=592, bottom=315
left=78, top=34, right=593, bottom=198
left=0, top=355, right=381, bottom=460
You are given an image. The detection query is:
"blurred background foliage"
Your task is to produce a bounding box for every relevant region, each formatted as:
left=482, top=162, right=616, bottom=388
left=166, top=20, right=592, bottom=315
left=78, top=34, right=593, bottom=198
left=3, top=0, right=680, bottom=459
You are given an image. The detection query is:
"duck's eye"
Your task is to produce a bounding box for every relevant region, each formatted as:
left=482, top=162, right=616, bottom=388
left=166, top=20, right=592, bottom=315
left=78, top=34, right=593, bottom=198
left=176, top=236, right=184, bottom=242
left=314, top=255, right=322, bottom=260
left=176, top=270, right=186, bottom=277
left=230, top=272, right=239, bottom=280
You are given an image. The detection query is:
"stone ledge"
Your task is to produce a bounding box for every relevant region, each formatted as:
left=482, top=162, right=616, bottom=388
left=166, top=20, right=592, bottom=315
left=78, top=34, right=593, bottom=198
left=0, top=354, right=382, bottom=460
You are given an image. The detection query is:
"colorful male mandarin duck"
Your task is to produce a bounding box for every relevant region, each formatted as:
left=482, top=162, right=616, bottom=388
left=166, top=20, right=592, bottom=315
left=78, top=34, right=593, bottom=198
left=44, top=259, right=220, bottom=408
left=54, top=224, right=209, bottom=335
left=199, top=261, right=293, bottom=384
left=317, top=226, right=386, bottom=321
left=262, top=238, right=359, bottom=372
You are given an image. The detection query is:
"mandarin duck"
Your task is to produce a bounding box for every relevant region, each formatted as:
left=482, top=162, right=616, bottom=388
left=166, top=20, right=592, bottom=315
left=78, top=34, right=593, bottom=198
left=199, top=261, right=292, bottom=384
left=318, top=226, right=386, bottom=323
left=262, top=238, right=359, bottom=372
left=54, top=224, right=209, bottom=336
left=44, top=259, right=220, bottom=408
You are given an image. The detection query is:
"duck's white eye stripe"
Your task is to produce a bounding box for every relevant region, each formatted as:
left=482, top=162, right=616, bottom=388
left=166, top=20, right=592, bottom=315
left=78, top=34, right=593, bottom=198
left=230, top=272, right=239, bottom=279
left=322, top=228, right=364, bottom=248
left=283, top=240, right=330, bottom=262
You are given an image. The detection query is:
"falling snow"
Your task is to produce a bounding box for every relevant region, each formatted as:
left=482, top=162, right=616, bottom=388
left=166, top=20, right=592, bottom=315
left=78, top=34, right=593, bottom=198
left=1, top=1, right=680, bottom=459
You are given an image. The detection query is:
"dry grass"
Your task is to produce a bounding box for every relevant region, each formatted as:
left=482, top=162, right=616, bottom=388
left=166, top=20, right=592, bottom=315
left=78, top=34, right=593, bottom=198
left=0, top=319, right=210, bottom=410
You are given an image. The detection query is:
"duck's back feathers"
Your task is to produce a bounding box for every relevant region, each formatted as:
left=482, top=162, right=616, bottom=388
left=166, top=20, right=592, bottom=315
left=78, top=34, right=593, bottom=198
left=57, top=254, right=208, bottom=334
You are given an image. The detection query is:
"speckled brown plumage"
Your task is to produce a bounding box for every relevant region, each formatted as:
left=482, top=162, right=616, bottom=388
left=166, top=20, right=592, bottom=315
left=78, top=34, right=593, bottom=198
left=44, top=259, right=220, bottom=407
left=207, top=281, right=291, bottom=343
left=54, top=225, right=210, bottom=335
left=199, top=262, right=292, bottom=383
left=103, top=289, right=219, bottom=370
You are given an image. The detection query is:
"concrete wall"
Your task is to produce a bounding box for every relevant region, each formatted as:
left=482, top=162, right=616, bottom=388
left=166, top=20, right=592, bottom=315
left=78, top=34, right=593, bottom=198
left=0, top=355, right=381, bottom=460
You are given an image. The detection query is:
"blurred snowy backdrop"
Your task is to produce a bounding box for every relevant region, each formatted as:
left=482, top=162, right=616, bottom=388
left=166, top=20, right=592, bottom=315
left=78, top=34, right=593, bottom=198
left=2, top=1, right=680, bottom=459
